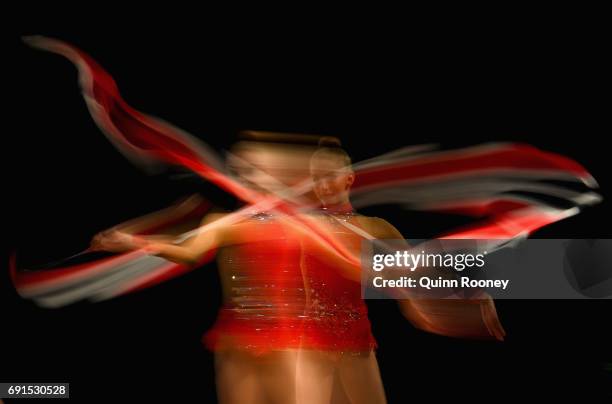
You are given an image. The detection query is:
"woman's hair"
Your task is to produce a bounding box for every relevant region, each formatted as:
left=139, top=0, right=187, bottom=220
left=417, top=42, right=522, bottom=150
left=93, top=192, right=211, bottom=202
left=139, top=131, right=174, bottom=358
left=311, top=136, right=352, bottom=169
left=234, top=131, right=352, bottom=170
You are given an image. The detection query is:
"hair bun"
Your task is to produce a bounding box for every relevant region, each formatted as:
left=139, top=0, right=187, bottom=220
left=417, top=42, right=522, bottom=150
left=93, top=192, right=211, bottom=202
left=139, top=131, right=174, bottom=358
left=318, top=136, right=342, bottom=148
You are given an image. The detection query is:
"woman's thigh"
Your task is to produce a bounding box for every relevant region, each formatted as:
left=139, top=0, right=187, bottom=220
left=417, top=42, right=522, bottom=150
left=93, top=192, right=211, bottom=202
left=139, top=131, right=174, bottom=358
left=214, top=350, right=261, bottom=404
left=296, top=349, right=337, bottom=404
left=337, top=351, right=387, bottom=404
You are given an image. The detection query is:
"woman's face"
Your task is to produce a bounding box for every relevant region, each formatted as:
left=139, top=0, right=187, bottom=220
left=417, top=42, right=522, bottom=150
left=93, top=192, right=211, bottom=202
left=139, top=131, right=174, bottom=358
left=229, top=142, right=313, bottom=195
left=310, top=155, right=354, bottom=206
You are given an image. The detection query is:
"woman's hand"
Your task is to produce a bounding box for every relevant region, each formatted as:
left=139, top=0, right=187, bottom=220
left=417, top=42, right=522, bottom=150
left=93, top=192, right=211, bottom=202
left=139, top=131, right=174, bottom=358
left=480, top=297, right=506, bottom=341
left=90, top=230, right=147, bottom=253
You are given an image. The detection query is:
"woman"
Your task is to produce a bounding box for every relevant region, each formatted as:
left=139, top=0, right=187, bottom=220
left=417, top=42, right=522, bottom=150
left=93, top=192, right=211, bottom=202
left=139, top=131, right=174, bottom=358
left=294, top=140, right=405, bottom=404
left=92, top=139, right=315, bottom=404
left=93, top=138, right=505, bottom=404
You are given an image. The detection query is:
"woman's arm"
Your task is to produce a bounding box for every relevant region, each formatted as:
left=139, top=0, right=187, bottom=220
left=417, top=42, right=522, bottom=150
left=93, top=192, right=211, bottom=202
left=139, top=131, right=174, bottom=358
left=373, top=219, right=506, bottom=341
left=91, top=212, right=228, bottom=265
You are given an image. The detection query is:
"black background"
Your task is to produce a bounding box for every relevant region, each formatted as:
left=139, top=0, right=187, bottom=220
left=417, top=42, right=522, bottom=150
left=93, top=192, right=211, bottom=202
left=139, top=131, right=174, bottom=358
left=6, top=16, right=612, bottom=402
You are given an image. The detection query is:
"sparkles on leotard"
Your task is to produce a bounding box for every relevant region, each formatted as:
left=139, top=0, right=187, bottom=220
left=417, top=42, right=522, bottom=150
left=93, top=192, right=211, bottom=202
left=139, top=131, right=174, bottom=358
left=203, top=213, right=306, bottom=354
left=299, top=206, right=377, bottom=352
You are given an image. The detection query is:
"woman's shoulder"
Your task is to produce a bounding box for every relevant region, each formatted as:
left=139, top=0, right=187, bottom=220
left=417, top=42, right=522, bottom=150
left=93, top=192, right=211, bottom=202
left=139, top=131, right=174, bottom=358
left=355, top=215, right=404, bottom=239
left=202, top=210, right=230, bottom=224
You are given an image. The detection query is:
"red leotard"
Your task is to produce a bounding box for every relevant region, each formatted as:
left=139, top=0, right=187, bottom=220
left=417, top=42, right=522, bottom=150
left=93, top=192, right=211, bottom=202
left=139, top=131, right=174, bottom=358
left=299, top=208, right=377, bottom=352
left=203, top=213, right=306, bottom=354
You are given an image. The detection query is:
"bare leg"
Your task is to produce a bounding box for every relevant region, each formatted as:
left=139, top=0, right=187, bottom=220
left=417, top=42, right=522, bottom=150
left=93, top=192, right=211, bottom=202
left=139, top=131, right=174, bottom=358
left=257, top=350, right=299, bottom=404
left=215, top=350, right=262, bottom=404
left=337, top=351, right=387, bottom=404
left=296, top=349, right=337, bottom=404
left=330, top=371, right=352, bottom=404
